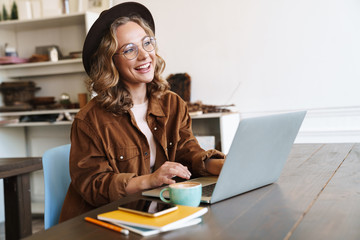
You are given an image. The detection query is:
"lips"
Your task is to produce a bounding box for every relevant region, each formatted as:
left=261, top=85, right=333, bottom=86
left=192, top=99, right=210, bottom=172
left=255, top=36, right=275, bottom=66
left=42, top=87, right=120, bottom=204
left=135, top=63, right=151, bottom=71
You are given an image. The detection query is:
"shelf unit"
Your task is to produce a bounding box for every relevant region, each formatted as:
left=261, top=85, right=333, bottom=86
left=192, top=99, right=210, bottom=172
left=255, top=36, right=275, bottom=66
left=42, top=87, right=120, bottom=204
left=0, top=12, right=98, bottom=79
left=0, top=11, right=100, bottom=155
left=0, top=12, right=99, bottom=217
left=0, top=12, right=99, bottom=80
left=0, top=10, right=101, bottom=152
left=191, top=112, right=240, bottom=154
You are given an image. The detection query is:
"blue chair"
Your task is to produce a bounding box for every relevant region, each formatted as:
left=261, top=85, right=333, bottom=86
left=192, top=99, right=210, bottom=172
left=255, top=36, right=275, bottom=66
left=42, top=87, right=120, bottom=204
left=42, top=144, right=71, bottom=229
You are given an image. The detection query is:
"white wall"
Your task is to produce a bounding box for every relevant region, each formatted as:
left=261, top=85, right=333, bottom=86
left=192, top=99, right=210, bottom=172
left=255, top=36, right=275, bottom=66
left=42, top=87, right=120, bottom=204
left=114, top=0, right=360, bottom=141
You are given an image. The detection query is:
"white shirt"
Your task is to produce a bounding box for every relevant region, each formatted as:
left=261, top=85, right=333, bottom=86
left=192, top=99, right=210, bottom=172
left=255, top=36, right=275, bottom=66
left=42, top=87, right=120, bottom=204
left=131, top=101, right=156, bottom=169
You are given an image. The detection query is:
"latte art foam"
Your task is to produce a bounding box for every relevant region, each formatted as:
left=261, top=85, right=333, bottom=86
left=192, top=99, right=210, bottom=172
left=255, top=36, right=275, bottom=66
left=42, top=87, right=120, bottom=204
left=170, top=182, right=201, bottom=189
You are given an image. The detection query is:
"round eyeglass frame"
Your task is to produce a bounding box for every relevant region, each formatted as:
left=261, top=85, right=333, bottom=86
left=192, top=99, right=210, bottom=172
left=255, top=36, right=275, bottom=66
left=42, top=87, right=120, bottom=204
left=114, top=36, right=156, bottom=60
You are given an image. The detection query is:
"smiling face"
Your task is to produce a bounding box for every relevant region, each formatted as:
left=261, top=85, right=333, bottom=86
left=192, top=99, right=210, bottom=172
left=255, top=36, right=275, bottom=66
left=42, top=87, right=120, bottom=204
left=113, top=21, right=156, bottom=91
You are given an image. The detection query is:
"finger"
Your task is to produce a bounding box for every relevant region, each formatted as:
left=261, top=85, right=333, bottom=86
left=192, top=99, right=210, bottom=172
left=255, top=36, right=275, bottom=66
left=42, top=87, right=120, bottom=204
left=169, top=163, right=191, bottom=176
left=168, top=167, right=191, bottom=179
left=159, top=162, right=192, bottom=179
left=176, top=165, right=191, bottom=178
left=161, top=176, right=175, bottom=185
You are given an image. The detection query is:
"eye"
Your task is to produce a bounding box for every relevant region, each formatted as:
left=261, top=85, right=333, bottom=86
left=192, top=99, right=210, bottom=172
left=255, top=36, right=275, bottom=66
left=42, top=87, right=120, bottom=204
left=144, top=40, right=151, bottom=47
left=123, top=44, right=136, bottom=55
left=123, top=48, right=135, bottom=54
left=143, top=37, right=156, bottom=51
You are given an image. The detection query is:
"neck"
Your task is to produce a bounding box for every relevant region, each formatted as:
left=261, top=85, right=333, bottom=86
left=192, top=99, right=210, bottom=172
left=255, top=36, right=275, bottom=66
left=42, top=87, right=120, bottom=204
left=129, top=84, right=147, bottom=105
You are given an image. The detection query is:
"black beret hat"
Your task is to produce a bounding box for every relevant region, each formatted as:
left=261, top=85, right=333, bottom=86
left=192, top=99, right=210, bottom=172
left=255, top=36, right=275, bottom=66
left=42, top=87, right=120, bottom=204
left=82, top=2, right=155, bottom=76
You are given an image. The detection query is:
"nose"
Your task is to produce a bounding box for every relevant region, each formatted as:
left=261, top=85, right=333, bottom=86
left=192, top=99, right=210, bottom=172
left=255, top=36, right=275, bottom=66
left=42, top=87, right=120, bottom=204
left=137, top=47, right=149, bottom=60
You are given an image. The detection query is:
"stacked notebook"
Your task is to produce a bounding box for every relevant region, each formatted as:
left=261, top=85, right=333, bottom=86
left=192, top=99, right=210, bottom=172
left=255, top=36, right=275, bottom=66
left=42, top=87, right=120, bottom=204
left=97, top=205, right=208, bottom=236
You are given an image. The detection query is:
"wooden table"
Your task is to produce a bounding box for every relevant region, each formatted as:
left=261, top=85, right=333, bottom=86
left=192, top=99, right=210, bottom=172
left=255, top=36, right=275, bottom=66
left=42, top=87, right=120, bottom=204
left=24, top=143, right=360, bottom=240
left=0, top=157, right=42, bottom=240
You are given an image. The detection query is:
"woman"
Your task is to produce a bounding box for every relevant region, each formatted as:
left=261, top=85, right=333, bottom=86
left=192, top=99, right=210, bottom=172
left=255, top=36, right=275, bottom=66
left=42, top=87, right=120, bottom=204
left=59, top=2, right=225, bottom=222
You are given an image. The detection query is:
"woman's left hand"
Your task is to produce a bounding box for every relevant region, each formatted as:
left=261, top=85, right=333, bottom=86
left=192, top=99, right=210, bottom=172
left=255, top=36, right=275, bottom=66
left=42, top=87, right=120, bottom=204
left=205, top=158, right=225, bottom=175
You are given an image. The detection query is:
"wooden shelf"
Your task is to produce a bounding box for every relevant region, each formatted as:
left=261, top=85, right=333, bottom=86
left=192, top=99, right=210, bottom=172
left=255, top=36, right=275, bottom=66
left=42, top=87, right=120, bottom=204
left=0, top=59, right=84, bottom=78
left=0, top=12, right=87, bottom=31
left=0, top=109, right=79, bottom=117
left=3, top=121, right=73, bottom=127
left=190, top=111, right=238, bottom=119
left=0, top=109, right=79, bottom=127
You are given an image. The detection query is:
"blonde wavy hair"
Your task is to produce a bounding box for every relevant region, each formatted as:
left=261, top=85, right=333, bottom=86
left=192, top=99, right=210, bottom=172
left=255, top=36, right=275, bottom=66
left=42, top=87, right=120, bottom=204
left=87, top=15, right=169, bottom=114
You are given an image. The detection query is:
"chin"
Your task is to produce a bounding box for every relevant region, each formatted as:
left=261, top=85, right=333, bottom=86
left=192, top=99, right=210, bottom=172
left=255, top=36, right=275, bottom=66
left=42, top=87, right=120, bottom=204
left=142, top=72, right=155, bottom=82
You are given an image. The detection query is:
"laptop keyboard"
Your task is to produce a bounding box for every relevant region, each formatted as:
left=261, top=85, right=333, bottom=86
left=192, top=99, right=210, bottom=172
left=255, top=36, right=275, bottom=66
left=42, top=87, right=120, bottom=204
left=202, top=183, right=216, bottom=197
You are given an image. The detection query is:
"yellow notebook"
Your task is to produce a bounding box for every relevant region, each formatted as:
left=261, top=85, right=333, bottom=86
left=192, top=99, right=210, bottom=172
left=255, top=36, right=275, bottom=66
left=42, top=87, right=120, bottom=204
left=97, top=205, right=208, bottom=231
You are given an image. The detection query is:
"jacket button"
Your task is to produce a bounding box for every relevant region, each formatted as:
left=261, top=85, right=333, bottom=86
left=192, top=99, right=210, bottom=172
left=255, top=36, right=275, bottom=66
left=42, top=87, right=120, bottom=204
left=144, top=152, right=148, bottom=156
left=154, top=127, right=157, bottom=130
left=119, top=156, right=124, bottom=160
left=169, top=142, right=173, bottom=146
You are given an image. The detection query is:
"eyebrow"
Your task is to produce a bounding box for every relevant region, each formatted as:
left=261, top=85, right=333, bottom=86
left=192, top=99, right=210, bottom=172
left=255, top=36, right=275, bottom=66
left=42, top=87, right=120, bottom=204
left=118, top=35, right=149, bottom=51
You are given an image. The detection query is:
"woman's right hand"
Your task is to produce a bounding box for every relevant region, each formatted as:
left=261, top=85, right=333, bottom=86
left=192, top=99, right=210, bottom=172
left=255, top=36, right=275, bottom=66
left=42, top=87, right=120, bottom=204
left=149, top=161, right=191, bottom=187
left=125, top=161, right=191, bottom=194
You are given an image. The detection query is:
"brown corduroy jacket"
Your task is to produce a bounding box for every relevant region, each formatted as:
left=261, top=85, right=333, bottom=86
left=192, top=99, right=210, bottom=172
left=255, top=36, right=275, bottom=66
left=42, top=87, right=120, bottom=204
left=59, top=91, right=225, bottom=222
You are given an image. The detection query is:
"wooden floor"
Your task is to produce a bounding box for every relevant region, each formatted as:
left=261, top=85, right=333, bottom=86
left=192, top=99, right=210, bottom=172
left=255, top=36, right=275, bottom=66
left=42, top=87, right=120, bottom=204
left=0, top=215, right=44, bottom=239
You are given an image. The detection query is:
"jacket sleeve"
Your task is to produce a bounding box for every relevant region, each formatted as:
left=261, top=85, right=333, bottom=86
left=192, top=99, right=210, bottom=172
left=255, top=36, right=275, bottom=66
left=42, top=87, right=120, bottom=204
left=173, top=98, right=226, bottom=177
left=69, top=119, right=136, bottom=207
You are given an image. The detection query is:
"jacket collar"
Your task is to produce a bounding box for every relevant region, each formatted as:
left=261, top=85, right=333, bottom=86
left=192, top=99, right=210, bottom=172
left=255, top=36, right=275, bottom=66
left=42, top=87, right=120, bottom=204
left=147, top=95, right=166, bottom=117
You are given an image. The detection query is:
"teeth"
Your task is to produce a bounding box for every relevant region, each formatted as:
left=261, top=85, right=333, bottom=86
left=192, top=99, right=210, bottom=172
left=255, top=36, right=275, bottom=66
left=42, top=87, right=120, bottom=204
left=136, top=63, right=150, bottom=69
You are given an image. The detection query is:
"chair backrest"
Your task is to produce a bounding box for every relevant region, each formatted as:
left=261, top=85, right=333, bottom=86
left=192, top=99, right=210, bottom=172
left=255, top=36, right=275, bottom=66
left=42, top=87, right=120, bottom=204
left=42, top=144, right=71, bottom=229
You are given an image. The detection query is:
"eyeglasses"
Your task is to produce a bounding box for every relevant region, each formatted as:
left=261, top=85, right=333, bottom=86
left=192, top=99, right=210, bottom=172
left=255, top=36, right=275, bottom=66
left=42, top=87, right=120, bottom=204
left=115, top=36, right=156, bottom=60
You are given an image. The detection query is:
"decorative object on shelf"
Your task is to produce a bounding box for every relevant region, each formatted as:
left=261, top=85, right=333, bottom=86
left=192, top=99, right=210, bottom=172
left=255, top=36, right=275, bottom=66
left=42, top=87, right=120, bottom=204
left=59, top=93, right=71, bottom=108
left=27, top=45, right=64, bottom=63
left=166, top=73, right=191, bottom=102
left=78, top=93, right=88, bottom=108
left=0, top=81, right=40, bottom=111
left=28, top=54, right=49, bottom=62
left=61, top=51, right=83, bottom=60
left=4, top=43, right=18, bottom=57
left=62, top=0, right=70, bottom=14
left=69, top=51, right=82, bottom=59
left=20, top=114, right=59, bottom=123
left=48, top=46, right=59, bottom=62
left=2, top=4, right=9, bottom=20
left=31, top=97, right=56, bottom=107
left=0, top=81, right=40, bottom=105
left=187, top=101, right=234, bottom=114
left=56, top=111, right=74, bottom=121
left=0, top=56, right=28, bottom=65
left=35, top=45, right=63, bottom=61
left=10, top=1, right=18, bottom=20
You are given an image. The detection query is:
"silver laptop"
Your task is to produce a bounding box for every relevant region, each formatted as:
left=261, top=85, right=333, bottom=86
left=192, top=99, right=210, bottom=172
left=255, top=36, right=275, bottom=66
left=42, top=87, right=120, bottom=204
left=142, top=111, right=306, bottom=204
